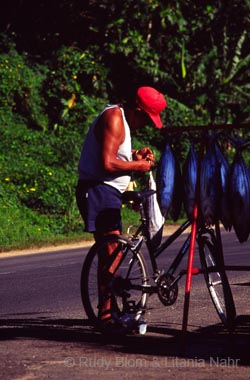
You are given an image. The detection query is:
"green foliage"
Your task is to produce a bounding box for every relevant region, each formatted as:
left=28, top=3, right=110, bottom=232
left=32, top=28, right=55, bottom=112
left=45, top=46, right=109, bottom=133
left=0, top=122, right=78, bottom=217
left=0, top=187, right=89, bottom=250
left=108, top=29, right=167, bottom=84
left=0, top=39, right=49, bottom=130
left=0, top=1, right=249, bottom=251
left=0, top=192, right=54, bottom=249
left=156, top=1, right=250, bottom=125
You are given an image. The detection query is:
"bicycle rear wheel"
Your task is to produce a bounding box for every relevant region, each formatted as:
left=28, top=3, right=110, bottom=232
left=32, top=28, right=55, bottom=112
left=199, top=236, right=236, bottom=331
left=81, top=235, right=149, bottom=331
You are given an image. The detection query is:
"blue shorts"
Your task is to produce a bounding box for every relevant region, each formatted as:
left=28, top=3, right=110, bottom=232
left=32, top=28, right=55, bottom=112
left=75, top=181, right=122, bottom=233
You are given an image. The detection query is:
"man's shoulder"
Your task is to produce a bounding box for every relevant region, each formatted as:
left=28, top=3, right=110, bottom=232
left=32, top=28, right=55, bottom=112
left=102, top=104, right=122, bottom=115
left=95, top=105, right=124, bottom=140
left=101, top=105, right=123, bottom=123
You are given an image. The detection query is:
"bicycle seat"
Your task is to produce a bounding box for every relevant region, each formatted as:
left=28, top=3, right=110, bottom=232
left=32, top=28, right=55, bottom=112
left=121, top=189, right=155, bottom=204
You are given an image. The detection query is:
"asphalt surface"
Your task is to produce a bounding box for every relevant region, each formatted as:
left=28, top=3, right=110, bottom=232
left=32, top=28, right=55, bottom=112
left=0, top=228, right=250, bottom=380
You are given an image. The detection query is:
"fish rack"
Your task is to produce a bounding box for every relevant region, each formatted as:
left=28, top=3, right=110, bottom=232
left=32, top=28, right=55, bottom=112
left=162, top=123, right=250, bottom=341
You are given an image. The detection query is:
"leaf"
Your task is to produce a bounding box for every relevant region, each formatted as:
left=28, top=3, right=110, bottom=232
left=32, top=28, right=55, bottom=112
left=181, top=44, right=187, bottom=79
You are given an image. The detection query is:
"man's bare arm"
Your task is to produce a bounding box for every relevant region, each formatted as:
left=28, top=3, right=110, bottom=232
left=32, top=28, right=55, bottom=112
left=99, top=108, right=153, bottom=174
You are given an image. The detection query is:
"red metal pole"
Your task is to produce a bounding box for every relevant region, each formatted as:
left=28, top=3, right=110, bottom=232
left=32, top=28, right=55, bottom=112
left=181, top=202, right=198, bottom=334
left=181, top=134, right=205, bottom=347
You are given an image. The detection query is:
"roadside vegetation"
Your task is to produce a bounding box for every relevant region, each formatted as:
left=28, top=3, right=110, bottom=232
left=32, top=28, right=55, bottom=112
left=0, top=1, right=249, bottom=251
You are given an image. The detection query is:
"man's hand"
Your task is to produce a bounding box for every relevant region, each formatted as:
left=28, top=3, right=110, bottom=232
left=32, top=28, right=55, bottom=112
left=133, top=147, right=155, bottom=164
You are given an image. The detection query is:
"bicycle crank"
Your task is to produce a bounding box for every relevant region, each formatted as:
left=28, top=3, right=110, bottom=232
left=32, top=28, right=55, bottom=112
left=157, top=273, right=178, bottom=306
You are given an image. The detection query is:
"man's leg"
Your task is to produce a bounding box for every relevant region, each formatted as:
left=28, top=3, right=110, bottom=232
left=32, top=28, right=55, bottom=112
left=76, top=182, right=123, bottom=324
left=95, top=229, right=123, bottom=322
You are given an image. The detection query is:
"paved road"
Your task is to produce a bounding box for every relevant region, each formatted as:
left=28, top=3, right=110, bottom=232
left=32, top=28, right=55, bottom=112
left=0, top=229, right=250, bottom=380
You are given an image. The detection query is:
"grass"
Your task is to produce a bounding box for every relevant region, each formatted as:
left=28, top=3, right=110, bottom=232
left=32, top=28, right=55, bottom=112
left=0, top=201, right=183, bottom=253
left=0, top=203, right=140, bottom=252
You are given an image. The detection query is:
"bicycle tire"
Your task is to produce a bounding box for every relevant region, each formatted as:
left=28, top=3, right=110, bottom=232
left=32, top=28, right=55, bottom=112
left=199, top=237, right=236, bottom=331
left=81, top=235, right=149, bottom=330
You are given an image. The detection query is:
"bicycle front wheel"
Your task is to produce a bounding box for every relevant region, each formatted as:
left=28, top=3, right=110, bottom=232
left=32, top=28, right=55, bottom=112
left=81, top=235, right=149, bottom=328
left=199, top=237, right=236, bottom=331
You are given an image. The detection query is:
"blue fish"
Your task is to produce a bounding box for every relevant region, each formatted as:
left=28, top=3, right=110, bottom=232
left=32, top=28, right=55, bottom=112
left=200, top=142, right=220, bottom=226
left=214, top=141, right=232, bottom=231
left=182, top=143, right=198, bottom=221
left=229, top=150, right=250, bottom=243
left=169, top=157, right=183, bottom=221
left=156, top=143, right=176, bottom=217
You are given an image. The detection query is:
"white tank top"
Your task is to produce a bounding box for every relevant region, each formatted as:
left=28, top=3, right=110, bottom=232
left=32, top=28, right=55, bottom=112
left=78, top=105, right=132, bottom=193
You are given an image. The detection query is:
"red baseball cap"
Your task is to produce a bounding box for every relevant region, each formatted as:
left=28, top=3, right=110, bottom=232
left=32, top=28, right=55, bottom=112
left=136, top=87, right=167, bottom=128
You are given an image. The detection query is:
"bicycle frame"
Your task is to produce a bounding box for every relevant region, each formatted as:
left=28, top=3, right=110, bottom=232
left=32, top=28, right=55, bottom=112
left=128, top=198, right=193, bottom=278
left=128, top=197, right=217, bottom=281
left=152, top=220, right=191, bottom=275
left=81, top=191, right=236, bottom=332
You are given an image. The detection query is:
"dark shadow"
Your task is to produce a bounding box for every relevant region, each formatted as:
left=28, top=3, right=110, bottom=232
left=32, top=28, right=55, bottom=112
left=232, top=282, right=250, bottom=287
left=0, top=314, right=249, bottom=365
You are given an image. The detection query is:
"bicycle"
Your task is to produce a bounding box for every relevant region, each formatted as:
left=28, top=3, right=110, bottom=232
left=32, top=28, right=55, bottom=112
left=80, top=188, right=236, bottom=334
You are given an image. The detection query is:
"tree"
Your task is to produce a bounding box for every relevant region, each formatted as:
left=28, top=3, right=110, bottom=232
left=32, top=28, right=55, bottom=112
left=1, top=1, right=249, bottom=125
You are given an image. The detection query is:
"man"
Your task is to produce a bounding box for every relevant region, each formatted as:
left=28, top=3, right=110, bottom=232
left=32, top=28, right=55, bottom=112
left=76, top=86, right=167, bottom=328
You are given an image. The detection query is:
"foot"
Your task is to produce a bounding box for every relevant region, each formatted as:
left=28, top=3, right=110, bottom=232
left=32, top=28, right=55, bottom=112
left=99, top=313, right=141, bottom=335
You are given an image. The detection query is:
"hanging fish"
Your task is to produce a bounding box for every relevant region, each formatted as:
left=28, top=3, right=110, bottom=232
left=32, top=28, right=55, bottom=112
left=200, top=142, right=221, bottom=226
left=229, top=150, right=250, bottom=243
left=214, top=141, right=232, bottom=231
left=182, top=143, right=198, bottom=221
left=156, top=143, right=175, bottom=217
left=169, top=158, right=183, bottom=221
